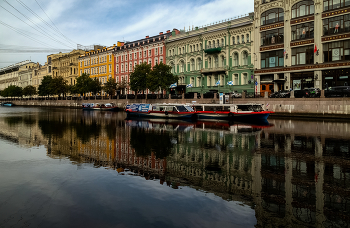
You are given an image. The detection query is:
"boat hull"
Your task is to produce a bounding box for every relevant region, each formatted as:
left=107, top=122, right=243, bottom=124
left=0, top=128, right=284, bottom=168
left=126, top=111, right=195, bottom=119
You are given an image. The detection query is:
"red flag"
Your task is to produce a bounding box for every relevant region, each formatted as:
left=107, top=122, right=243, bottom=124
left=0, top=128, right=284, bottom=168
left=314, top=44, right=317, bottom=53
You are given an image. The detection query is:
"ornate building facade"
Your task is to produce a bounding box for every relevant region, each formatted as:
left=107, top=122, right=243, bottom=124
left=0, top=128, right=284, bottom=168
left=78, top=44, right=116, bottom=94
left=252, top=0, right=350, bottom=94
left=114, top=32, right=170, bottom=94
left=52, top=49, right=85, bottom=86
left=165, top=14, right=255, bottom=95
left=0, top=60, right=36, bottom=90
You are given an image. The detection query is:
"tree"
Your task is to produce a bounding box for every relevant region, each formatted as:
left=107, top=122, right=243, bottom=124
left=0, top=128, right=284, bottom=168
left=22, top=85, right=37, bottom=97
left=75, top=73, right=92, bottom=97
left=38, top=75, right=53, bottom=97
left=104, top=77, right=117, bottom=96
left=129, top=62, right=151, bottom=93
left=4, top=85, right=23, bottom=97
left=147, top=62, right=178, bottom=93
left=50, top=76, right=68, bottom=97
left=117, top=78, right=128, bottom=95
left=89, top=78, right=102, bottom=96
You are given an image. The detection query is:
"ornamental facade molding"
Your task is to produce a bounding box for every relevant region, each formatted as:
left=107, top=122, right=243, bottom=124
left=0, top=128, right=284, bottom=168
left=203, top=31, right=228, bottom=40
left=229, top=26, right=253, bottom=35
left=260, top=1, right=284, bottom=13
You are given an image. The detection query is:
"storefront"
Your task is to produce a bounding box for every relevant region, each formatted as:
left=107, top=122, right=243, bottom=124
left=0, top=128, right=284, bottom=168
left=322, top=68, right=350, bottom=88
left=291, top=71, right=315, bottom=90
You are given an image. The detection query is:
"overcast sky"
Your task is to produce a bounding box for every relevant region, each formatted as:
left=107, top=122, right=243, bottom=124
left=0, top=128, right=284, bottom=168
left=0, top=0, right=254, bottom=69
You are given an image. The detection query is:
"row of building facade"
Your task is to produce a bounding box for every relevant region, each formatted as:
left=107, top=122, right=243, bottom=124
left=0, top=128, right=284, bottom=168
left=1, top=0, right=350, bottom=95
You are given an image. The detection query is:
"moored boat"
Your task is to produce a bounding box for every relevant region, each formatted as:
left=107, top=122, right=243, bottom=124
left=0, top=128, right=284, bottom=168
left=82, top=103, right=118, bottom=111
left=193, top=103, right=273, bottom=122
left=1, top=102, right=14, bottom=107
left=125, top=103, right=197, bottom=119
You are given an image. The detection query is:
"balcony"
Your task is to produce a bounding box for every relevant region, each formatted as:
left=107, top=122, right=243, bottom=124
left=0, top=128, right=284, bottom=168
left=204, top=43, right=224, bottom=54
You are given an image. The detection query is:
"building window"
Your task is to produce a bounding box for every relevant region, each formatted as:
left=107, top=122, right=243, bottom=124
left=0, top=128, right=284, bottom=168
left=292, top=45, right=314, bottom=65
left=323, top=40, right=350, bottom=62
left=323, top=14, right=350, bottom=36
left=261, top=28, right=284, bottom=45
left=237, top=36, right=240, bottom=44
left=221, top=56, right=225, bottom=66
left=116, top=66, right=119, bottom=73
left=144, top=51, right=146, bottom=57
left=292, top=0, right=314, bottom=19
left=134, top=53, right=137, bottom=59
left=160, top=47, right=163, bottom=54
left=233, top=53, right=239, bottom=66
left=155, top=48, right=158, bottom=55
left=243, top=73, right=248, bottom=85
left=155, top=58, right=158, bottom=65
left=208, top=57, right=212, bottom=68
left=261, top=50, right=284, bottom=68
left=190, top=59, right=195, bottom=71
left=149, top=50, right=151, bottom=56
left=160, top=57, right=163, bottom=63
left=130, top=54, right=132, bottom=60
left=182, top=47, right=185, bottom=53
left=169, top=50, right=172, bottom=56
left=261, top=8, right=284, bottom=25
left=291, top=22, right=314, bottom=41
left=232, top=37, right=235, bottom=44
left=180, top=61, right=184, bottom=72
left=130, top=63, right=132, bottom=71
left=140, top=52, right=142, bottom=58
left=234, top=74, right=239, bottom=85
left=242, top=51, right=248, bottom=65
left=323, top=0, right=350, bottom=11
left=197, top=58, right=202, bottom=70
left=190, top=46, right=193, bottom=52
left=246, top=34, right=250, bottom=42
left=241, top=35, right=245, bottom=43
left=109, top=64, right=111, bottom=73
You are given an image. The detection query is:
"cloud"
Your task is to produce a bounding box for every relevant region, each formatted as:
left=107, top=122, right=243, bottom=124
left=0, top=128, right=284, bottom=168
left=0, top=0, right=254, bottom=68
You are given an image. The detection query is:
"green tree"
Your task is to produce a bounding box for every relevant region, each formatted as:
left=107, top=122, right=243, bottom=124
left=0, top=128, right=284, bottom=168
left=147, top=62, right=178, bottom=92
left=38, top=75, right=53, bottom=97
left=5, top=85, right=23, bottom=97
left=50, top=76, right=68, bottom=97
left=104, top=77, right=117, bottom=96
left=129, top=62, right=151, bottom=93
left=75, top=73, right=92, bottom=97
left=89, top=78, right=102, bottom=96
left=117, top=78, right=128, bottom=95
left=22, top=85, right=37, bottom=97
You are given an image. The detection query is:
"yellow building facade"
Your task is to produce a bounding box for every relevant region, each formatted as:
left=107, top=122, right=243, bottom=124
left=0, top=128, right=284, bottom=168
left=78, top=44, right=121, bottom=95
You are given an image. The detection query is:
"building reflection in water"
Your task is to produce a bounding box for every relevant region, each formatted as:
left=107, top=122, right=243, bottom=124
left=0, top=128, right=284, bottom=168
left=0, top=109, right=350, bottom=227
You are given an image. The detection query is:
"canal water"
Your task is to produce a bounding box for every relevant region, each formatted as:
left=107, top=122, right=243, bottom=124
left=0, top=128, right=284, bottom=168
left=0, top=107, right=349, bottom=228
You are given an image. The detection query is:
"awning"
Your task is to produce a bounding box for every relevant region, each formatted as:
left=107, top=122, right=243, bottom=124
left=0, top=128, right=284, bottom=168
left=272, top=79, right=286, bottom=82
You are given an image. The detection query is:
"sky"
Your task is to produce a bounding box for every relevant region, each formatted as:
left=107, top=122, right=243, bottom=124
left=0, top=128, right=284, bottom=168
left=0, top=0, right=254, bottom=69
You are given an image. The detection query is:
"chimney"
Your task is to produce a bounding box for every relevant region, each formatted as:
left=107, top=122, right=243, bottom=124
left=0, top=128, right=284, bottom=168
left=113, top=44, right=116, bottom=46
left=166, top=30, right=170, bottom=33
left=146, top=35, right=149, bottom=38
left=159, top=32, right=163, bottom=35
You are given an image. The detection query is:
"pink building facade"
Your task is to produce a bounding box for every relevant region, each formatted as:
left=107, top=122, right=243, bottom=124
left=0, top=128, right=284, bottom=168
left=114, top=31, right=171, bottom=94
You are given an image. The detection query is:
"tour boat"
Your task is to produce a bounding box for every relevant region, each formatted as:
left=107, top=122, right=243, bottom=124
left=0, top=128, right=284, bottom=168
left=192, top=103, right=273, bottom=122
left=125, top=103, right=197, bottom=119
left=82, top=103, right=118, bottom=111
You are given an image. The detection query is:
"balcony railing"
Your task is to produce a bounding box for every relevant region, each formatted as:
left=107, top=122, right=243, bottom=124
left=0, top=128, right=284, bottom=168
left=204, top=43, right=224, bottom=54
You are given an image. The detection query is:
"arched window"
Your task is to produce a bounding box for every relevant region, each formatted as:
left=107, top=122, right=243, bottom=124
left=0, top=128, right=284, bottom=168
left=208, top=57, right=212, bottom=68
left=221, top=56, right=225, bottom=66
left=180, top=60, right=184, bottom=72
left=221, top=38, right=224, bottom=46
left=190, top=46, right=193, bottom=52
left=208, top=41, right=211, bottom=48
left=216, top=39, right=219, bottom=47
left=237, top=36, right=240, bottom=44
left=242, top=51, right=248, bottom=65
left=261, top=8, right=284, bottom=25
left=169, top=50, right=172, bottom=56
left=242, top=35, right=245, bottom=43
left=170, top=62, right=175, bottom=73
left=233, top=53, right=239, bottom=66
left=197, top=58, right=202, bottom=70
left=214, top=56, right=219, bottom=68
left=190, top=59, right=195, bottom=71
left=246, top=34, right=250, bottom=42
left=292, top=0, right=314, bottom=18
left=196, top=44, right=199, bottom=51
left=232, top=37, right=235, bottom=44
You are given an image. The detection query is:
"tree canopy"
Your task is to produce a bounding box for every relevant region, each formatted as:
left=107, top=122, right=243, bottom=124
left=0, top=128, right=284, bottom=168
left=89, top=78, right=102, bottom=96
left=22, top=85, right=37, bottom=97
left=1, top=85, right=23, bottom=97
left=50, top=76, right=68, bottom=97
left=75, top=73, right=92, bottom=96
left=38, top=75, right=53, bottom=97
left=104, top=77, right=117, bottom=96
left=129, top=62, right=151, bottom=93
left=147, top=62, right=178, bottom=92
left=129, top=62, right=177, bottom=93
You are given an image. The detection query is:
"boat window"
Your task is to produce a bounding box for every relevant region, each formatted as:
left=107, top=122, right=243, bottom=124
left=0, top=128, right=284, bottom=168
left=185, top=106, right=194, bottom=112
left=176, top=106, right=188, bottom=112
left=194, top=106, right=203, bottom=111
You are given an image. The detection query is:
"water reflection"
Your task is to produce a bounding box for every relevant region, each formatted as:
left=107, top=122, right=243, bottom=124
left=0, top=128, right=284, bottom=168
left=0, top=108, right=350, bottom=227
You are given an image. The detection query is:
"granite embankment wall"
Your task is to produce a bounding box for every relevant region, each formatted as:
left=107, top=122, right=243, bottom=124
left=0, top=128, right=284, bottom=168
left=5, top=96, right=350, bottom=119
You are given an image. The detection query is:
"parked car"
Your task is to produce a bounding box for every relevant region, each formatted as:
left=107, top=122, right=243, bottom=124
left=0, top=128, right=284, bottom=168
left=278, top=90, right=291, bottom=98
left=230, top=91, right=242, bottom=98
left=303, top=88, right=321, bottom=97
left=325, top=86, right=350, bottom=97
left=294, top=89, right=310, bottom=98
left=269, top=91, right=280, bottom=98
